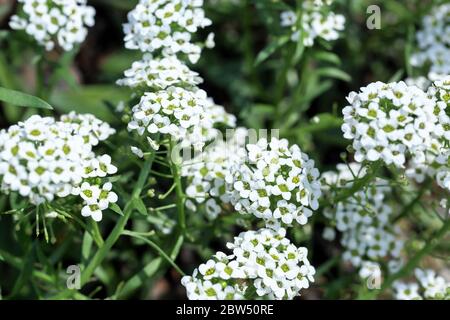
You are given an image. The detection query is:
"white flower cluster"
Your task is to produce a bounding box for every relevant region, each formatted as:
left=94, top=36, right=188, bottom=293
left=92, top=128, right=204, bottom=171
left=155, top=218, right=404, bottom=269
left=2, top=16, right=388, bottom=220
left=410, top=4, right=450, bottom=80
left=231, top=137, right=321, bottom=229
left=123, top=0, right=212, bottom=63
left=394, top=269, right=450, bottom=300
left=128, top=86, right=236, bottom=149
left=405, top=77, right=450, bottom=186
left=321, top=163, right=403, bottom=271
left=117, top=53, right=202, bottom=90
left=9, top=0, right=95, bottom=51
left=182, top=128, right=248, bottom=219
left=0, top=113, right=117, bottom=221
left=280, top=0, right=345, bottom=47
left=342, top=81, right=443, bottom=168
left=182, top=228, right=315, bottom=300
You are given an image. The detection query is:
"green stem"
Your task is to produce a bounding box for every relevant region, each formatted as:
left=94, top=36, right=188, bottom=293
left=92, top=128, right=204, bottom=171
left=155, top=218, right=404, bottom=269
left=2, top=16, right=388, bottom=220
left=80, top=154, right=155, bottom=285
left=170, top=143, right=186, bottom=233
left=321, top=161, right=382, bottom=207
left=117, top=232, right=184, bottom=299
left=122, top=231, right=185, bottom=276
left=116, top=144, right=186, bottom=298
left=50, top=154, right=155, bottom=299
left=394, top=179, right=431, bottom=223
left=0, top=247, right=52, bottom=284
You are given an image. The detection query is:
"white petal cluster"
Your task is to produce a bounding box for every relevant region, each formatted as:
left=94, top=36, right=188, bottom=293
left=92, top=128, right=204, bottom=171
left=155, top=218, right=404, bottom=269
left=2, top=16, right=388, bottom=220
left=182, top=228, right=315, bottom=300
left=281, top=0, right=345, bottom=47
left=182, top=128, right=248, bottom=219
left=117, top=53, right=202, bottom=90
left=123, top=0, right=212, bottom=63
left=321, top=163, right=403, bottom=269
left=231, top=137, right=321, bottom=229
left=128, top=86, right=236, bottom=148
left=405, top=77, right=450, bottom=186
left=9, top=0, right=95, bottom=51
left=342, top=81, right=439, bottom=168
left=410, top=4, right=450, bottom=80
left=394, top=269, right=450, bottom=300
left=0, top=113, right=117, bottom=221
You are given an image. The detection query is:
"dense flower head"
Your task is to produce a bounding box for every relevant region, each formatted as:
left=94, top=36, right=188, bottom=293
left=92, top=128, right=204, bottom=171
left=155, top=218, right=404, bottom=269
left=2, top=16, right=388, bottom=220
left=341, top=81, right=440, bottom=168
left=0, top=113, right=117, bottom=221
left=280, top=0, right=345, bottom=47
left=9, top=0, right=95, bottom=51
left=182, top=228, right=315, bottom=300
left=182, top=128, right=248, bottom=219
left=117, top=53, right=203, bottom=90
left=321, top=163, right=403, bottom=270
left=127, top=86, right=236, bottom=149
left=405, top=77, right=450, bottom=186
left=394, top=268, right=450, bottom=300
left=410, top=4, right=450, bottom=80
left=123, top=0, right=212, bottom=63
left=231, top=137, right=322, bottom=229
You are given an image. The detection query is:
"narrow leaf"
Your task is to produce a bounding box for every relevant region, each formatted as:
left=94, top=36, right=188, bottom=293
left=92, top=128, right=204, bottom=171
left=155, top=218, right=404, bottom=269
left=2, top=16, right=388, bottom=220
left=254, top=36, right=289, bottom=66
left=0, top=86, right=52, bottom=110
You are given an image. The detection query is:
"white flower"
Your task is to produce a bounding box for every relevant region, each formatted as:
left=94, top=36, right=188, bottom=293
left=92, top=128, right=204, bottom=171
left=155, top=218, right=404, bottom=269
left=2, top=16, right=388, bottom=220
left=182, top=228, right=315, bottom=300
left=394, top=269, right=450, bottom=300
left=128, top=86, right=236, bottom=149
left=321, top=163, right=404, bottom=271
left=98, top=182, right=118, bottom=210
left=131, top=147, right=144, bottom=159
left=181, top=128, right=246, bottom=220
left=410, top=4, right=450, bottom=79
left=9, top=0, right=95, bottom=51
left=0, top=113, right=116, bottom=221
left=117, top=53, right=202, bottom=90
left=123, top=0, right=212, bottom=62
left=393, top=282, right=422, bottom=300
left=342, top=81, right=438, bottom=168
left=281, top=1, right=345, bottom=47
left=231, top=137, right=322, bottom=228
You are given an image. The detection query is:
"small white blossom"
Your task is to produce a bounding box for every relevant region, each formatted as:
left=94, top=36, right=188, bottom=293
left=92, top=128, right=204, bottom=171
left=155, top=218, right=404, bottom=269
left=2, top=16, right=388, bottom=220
left=117, top=53, right=202, bottom=90
left=342, top=81, right=438, bottom=168
left=231, top=137, right=322, bottom=228
left=123, top=0, right=212, bottom=63
left=410, top=4, right=450, bottom=80
left=321, top=163, right=404, bottom=271
left=281, top=0, right=345, bottom=47
left=182, top=228, right=315, bottom=300
left=394, top=269, right=450, bottom=300
left=127, top=86, right=236, bottom=148
left=0, top=113, right=117, bottom=221
left=9, top=0, right=95, bottom=51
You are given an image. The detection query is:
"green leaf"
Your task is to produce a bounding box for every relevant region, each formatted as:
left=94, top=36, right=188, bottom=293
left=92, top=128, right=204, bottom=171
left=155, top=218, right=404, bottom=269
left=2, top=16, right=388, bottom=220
left=81, top=232, right=94, bottom=265
left=316, top=67, right=352, bottom=82
left=241, top=103, right=274, bottom=129
left=0, top=86, right=53, bottom=110
left=109, top=203, right=124, bottom=216
left=299, top=113, right=343, bottom=134
left=313, top=50, right=342, bottom=65
left=133, top=197, right=148, bottom=216
left=254, top=36, right=289, bottom=66
left=49, top=85, right=131, bottom=123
